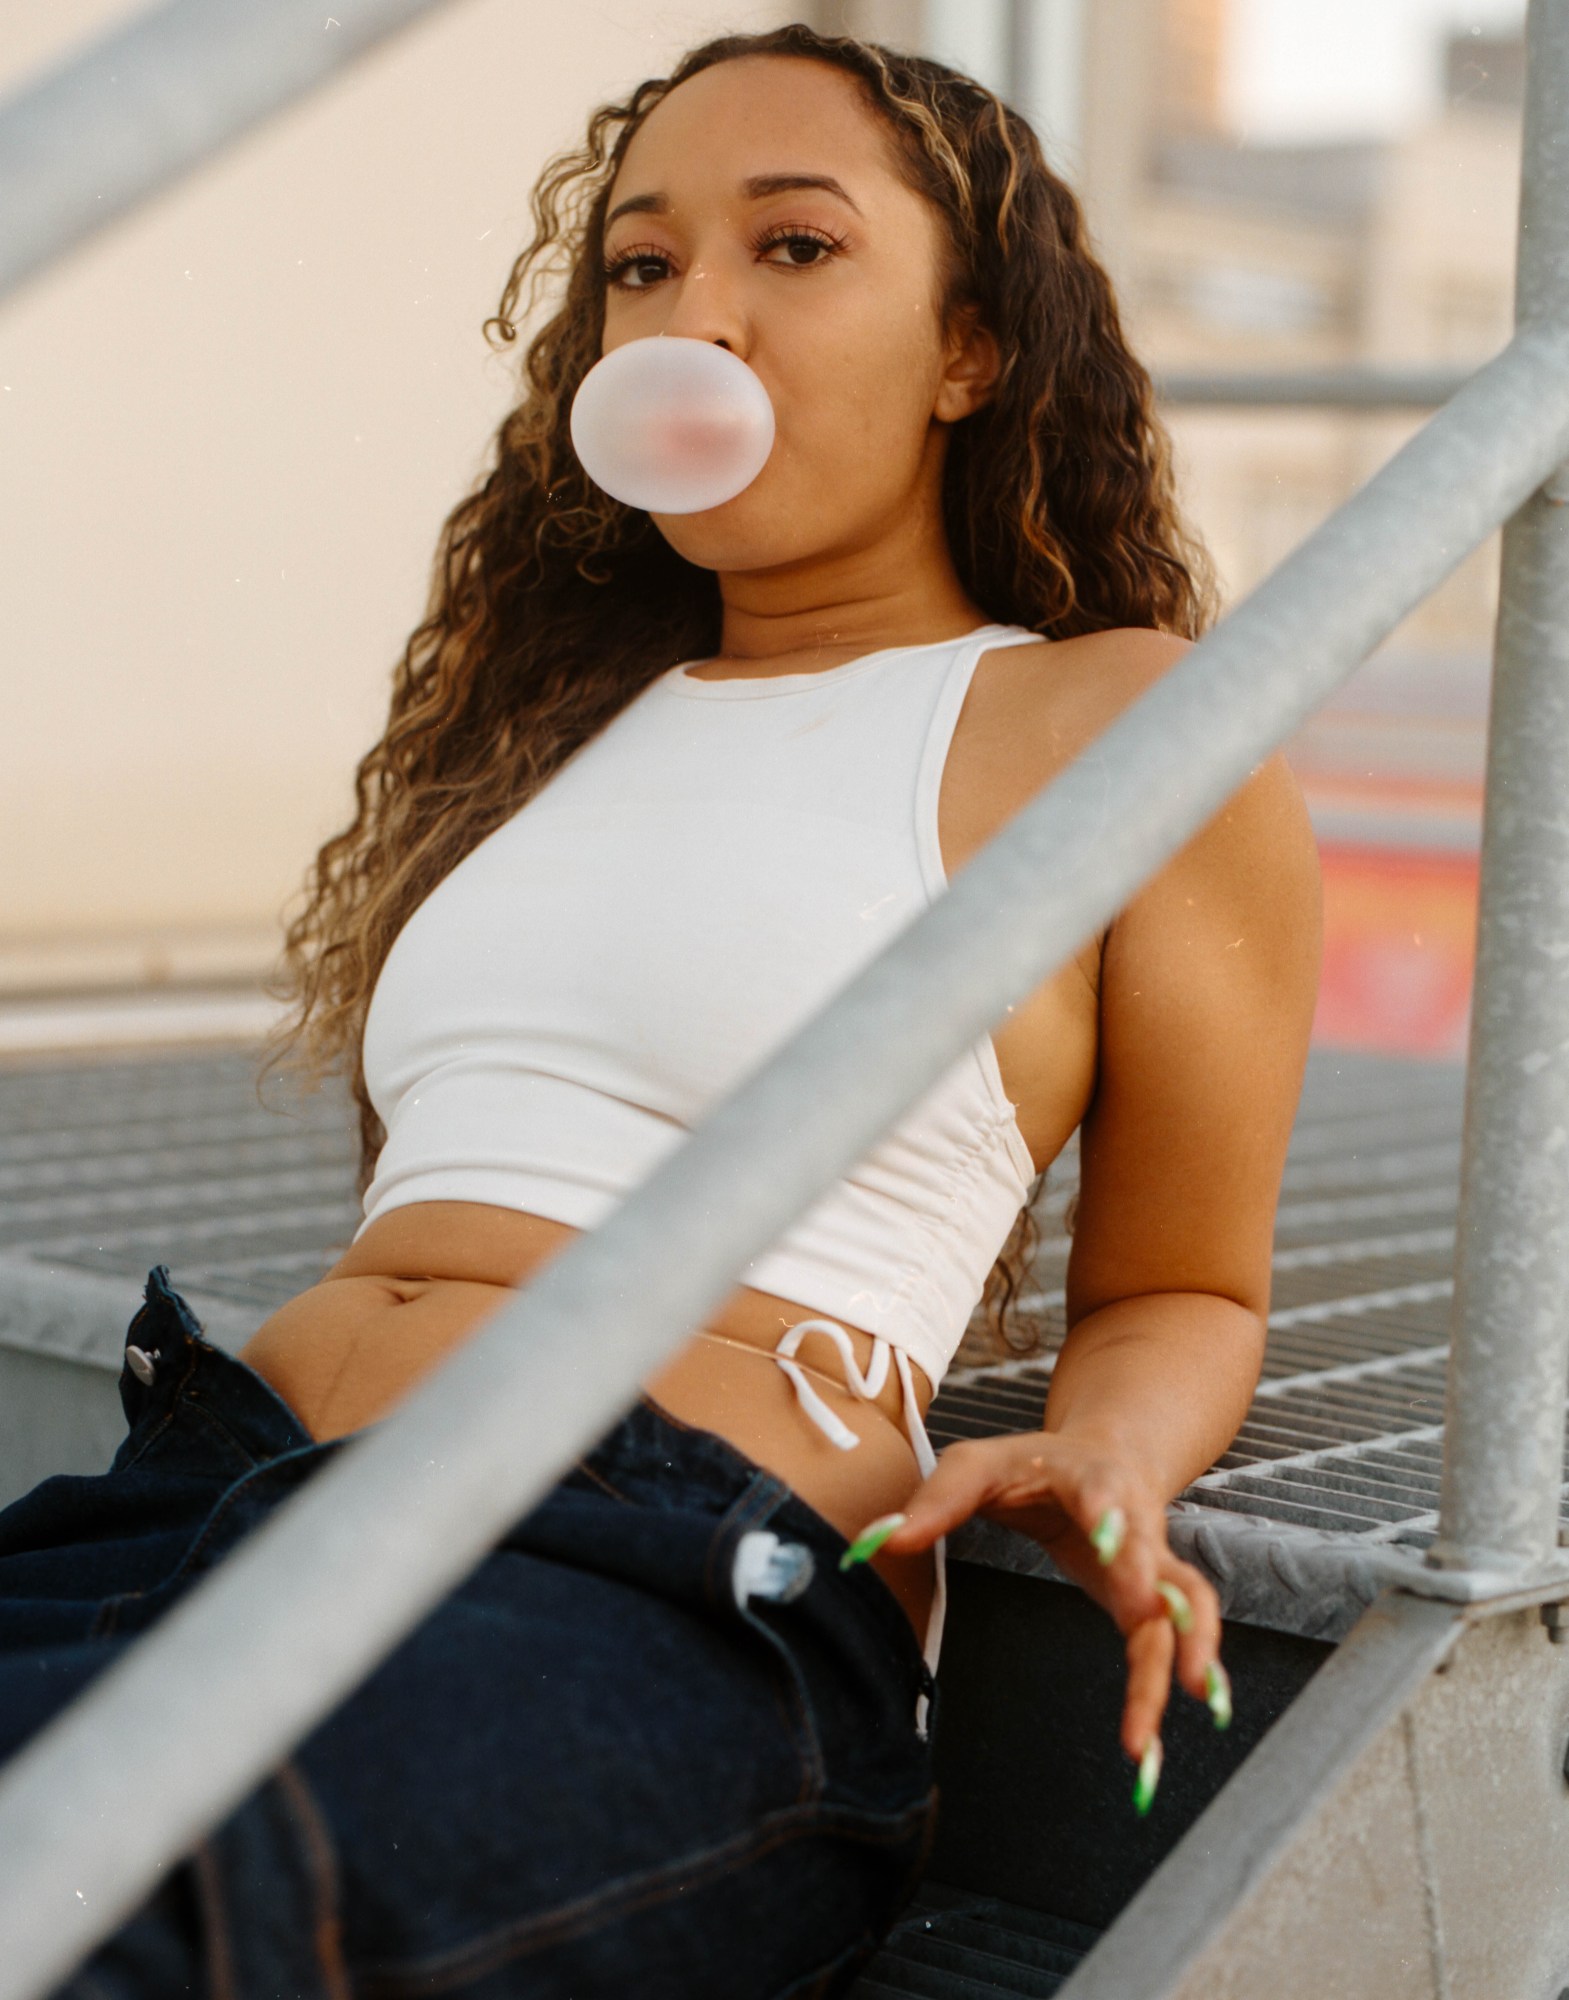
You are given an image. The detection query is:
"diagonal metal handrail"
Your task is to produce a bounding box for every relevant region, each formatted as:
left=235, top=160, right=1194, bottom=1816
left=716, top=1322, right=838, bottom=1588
left=0, top=0, right=455, bottom=303
left=0, top=307, right=1567, bottom=1996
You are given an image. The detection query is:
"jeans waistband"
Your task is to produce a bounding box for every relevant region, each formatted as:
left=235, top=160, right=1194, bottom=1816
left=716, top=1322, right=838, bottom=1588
left=116, top=1266, right=935, bottom=1704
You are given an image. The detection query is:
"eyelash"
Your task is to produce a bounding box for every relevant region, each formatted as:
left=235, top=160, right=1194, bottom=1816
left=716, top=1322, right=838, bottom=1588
left=601, top=223, right=848, bottom=290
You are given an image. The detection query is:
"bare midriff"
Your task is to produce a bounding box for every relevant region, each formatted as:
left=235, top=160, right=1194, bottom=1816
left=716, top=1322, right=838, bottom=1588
left=236, top=1199, right=940, bottom=1644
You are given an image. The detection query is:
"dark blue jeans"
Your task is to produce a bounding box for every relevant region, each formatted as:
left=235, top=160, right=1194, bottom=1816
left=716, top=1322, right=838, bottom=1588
left=0, top=1266, right=941, bottom=1999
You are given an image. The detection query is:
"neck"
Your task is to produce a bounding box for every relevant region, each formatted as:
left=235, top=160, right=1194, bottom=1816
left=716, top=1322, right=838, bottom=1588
left=708, top=473, right=988, bottom=671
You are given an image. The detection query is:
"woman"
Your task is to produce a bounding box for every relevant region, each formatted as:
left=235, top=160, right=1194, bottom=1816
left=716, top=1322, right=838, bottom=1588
left=0, top=22, right=1321, bottom=1997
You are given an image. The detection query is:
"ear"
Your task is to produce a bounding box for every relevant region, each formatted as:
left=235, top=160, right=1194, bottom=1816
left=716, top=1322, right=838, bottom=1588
left=934, top=300, right=1002, bottom=423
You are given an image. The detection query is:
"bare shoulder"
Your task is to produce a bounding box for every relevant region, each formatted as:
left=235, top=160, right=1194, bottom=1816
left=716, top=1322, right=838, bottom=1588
left=981, top=622, right=1189, bottom=722
left=981, top=624, right=1311, bottom=867
left=947, top=627, right=1207, bottom=990
left=1048, top=622, right=1193, bottom=686
left=1041, top=624, right=1315, bottom=855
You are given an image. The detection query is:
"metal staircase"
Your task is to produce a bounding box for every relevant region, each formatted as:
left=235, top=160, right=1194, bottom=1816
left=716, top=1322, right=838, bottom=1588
left=0, top=1038, right=1501, bottom=1997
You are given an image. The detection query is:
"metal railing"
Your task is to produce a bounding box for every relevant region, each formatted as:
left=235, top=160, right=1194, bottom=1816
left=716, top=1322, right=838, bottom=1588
left=0, top=0, right=454, bottom=303
left=1, top=2, right=1567, bottom=1993
left=1427, top=5, right=1569, bottom=1573
left=1153, top=365, right=1480, bottom=408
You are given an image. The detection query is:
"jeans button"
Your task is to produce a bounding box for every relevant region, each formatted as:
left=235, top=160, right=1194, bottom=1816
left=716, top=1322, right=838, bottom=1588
left=732, top=1528, right=815, bottom=1609
left=125, top=1346, right=159, bottom=1386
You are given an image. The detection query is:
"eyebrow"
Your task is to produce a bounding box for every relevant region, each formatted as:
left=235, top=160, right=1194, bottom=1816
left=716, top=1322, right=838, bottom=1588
left=604, top=172, right=863, bottom=231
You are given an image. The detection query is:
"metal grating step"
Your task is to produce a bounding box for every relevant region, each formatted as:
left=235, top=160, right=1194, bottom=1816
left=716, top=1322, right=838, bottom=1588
left=6, top=1038, right=1565, bottom=1632
left=848, top=1879, right=1102, bottom=1997
left=0, top=1044, right=361, bottom=1315
left=927, top=1048, right=1569, bottom=1613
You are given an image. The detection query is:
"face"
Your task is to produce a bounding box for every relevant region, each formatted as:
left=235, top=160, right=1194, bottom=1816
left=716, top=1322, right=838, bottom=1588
left=597, top=55, right=997, bottom=573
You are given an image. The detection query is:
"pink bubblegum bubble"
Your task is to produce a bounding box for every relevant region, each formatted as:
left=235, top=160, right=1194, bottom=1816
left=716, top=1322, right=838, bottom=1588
left=568, top=336, right=776, bottom=513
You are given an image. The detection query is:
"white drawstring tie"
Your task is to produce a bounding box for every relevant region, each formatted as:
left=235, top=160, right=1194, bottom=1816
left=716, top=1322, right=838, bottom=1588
left=768, top=1315, right=945, bottom=1739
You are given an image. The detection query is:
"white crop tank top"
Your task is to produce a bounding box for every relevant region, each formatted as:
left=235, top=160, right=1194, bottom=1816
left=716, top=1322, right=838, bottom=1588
left=356, top=621, right=1044, bottom=1732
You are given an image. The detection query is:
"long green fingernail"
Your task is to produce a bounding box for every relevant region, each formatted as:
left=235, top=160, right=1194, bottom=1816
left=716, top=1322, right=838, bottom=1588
left=1133, top=1736, right=1163, bottom=1816
left=839, top=1512, right=908, bottom=1571
left=1156, top=1580, right=1195, bottom=1633
left=1090, top=1507, right=1125, bottom=1565
left=1205, top=1660, right=1233, bottom=1730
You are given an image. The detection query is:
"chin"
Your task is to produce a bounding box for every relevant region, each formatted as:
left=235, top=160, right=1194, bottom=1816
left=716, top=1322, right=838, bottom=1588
left=654, top=499, right=828, bottom=574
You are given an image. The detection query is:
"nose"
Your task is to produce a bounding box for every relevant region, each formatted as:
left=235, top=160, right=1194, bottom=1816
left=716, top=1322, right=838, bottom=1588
left=657, top=261, right=744, bottom=355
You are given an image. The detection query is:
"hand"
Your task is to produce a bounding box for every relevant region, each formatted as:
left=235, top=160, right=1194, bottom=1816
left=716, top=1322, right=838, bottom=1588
left=850, top=1430, right=1230, bottom=1783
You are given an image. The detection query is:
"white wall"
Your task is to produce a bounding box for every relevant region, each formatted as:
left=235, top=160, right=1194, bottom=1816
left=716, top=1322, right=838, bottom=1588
left=0, top=0, right=804, bottom=990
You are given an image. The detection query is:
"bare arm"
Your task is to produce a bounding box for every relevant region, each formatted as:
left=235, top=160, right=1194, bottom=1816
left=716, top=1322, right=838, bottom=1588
left=875, top=632, right=1324, bottom=1780
left=1040, top=1290, right=1265, bottom=1503
left=1045, top=648, right=1323, bottom=1487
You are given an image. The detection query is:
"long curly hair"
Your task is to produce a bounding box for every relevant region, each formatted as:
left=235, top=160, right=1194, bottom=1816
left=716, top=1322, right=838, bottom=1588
left=257, top=20, right=1220, bottom=1361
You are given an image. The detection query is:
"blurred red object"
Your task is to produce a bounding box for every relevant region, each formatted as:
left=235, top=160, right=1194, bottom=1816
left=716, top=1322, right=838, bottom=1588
left=1312, top=842, right=1478, bottom=1059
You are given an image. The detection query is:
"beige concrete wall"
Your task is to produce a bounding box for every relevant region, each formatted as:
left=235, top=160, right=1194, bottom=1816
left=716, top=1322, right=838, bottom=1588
left=0, top=0, right=804, bottom=990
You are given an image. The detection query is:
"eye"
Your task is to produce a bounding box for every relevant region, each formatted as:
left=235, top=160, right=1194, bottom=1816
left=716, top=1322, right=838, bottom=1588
left=604, top=244, right=672, bottom=292
left=753, top=223, right=847, bottom=269
left=600, top=225, right=844, bottom=294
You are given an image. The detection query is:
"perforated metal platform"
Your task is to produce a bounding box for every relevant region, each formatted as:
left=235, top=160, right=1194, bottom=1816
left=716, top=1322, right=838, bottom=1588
left=0, top=1045, right=362, bottom=1311
left=938, top=1046, right=1476, bottom=1555
left=1, top=1033, right=1550, bottom=1642
left=0, top=1031, right=1542, bottom=1996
